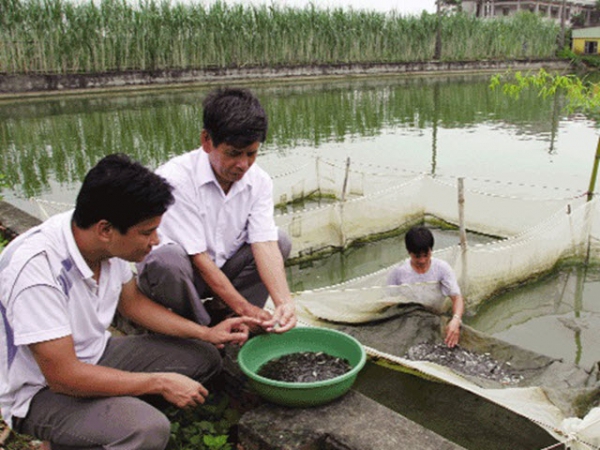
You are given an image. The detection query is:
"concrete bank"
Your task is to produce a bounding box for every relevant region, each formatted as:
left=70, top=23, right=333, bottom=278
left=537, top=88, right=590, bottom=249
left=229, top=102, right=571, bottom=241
left=0, top=201, right=466, bottom=450
left=0, top=200, right=41, bottom=240
left=237, top=390, right=465, bottom=450
left=0, top=59, right=571, bottom=97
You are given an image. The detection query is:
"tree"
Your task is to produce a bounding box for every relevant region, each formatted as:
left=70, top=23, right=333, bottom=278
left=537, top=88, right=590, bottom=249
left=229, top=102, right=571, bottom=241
left=435, top=0, right=442, bottom=60
left=475, top=0, right=484, bottom=17
left=559, top=0, right=567, bottom=49
left=490, top=69, right=600, bottom=117
left=434, top=1, right=462, bottom=61
left=571, top=12, right=586, bottom=28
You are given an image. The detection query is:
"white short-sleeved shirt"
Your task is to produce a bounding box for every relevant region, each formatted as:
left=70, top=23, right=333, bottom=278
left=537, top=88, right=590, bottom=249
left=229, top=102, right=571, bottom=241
left=386, top=257, right=461, bottom=297
left=0, top=211, right=132, bottom=427
left=154, top=149, right=278, bottom=268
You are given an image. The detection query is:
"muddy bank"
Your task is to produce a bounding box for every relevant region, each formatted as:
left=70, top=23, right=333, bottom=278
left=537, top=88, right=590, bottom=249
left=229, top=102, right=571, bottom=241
left=0, top=201, right=41, bottom=242
left=0, top=59, right=571, bottom=97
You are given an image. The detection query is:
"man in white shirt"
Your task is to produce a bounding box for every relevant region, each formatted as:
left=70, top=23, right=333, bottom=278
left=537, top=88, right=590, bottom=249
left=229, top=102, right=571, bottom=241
left=387, top=226, right=464, bottom=347
left=0, top=154, right=256, bottom=450
left=137, top=87, right=296, bottom=333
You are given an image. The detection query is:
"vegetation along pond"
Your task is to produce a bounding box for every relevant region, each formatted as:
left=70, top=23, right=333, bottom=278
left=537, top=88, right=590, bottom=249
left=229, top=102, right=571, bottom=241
left=2, top=73, right=599, bottom=448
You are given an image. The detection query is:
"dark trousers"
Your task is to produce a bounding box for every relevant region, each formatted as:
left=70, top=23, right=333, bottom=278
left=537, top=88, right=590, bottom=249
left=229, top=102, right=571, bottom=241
left=16, top=335, right=222, bottom=450
left=136, top=229, right=292, bottom=325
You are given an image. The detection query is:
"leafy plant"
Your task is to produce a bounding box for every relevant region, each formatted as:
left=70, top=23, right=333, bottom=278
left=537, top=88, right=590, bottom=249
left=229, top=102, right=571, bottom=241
left=0, top=392, right=240, bottom=449
left=165, top=392, right=240, bottom=450
left=490, top=68, right=600, bottom=118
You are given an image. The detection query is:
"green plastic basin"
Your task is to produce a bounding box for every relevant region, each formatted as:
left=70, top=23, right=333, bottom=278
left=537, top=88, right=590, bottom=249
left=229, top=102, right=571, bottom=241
left=237, top=327, right=366, bottom=407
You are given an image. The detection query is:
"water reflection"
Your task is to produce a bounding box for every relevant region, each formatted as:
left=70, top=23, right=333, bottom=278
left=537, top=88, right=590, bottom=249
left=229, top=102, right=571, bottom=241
left=0, top=73, right=584, bottom=206
left=468, top=265, right=600, bottom=368
left=354, top=361, right=558, bottom=450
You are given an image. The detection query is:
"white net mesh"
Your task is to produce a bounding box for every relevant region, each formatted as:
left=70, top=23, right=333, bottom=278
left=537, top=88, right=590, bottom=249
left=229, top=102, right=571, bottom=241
left=28, top=154, right=600, bottom=449
left=29, top=155, right=599, bottom=312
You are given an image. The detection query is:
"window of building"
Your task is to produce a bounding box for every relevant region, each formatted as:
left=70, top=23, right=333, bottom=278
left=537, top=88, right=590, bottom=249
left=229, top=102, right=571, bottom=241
left=585, top=40, right=598, bottom=54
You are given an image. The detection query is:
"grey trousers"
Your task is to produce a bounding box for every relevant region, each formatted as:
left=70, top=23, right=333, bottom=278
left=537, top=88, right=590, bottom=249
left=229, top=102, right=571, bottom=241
left=136, top=230, right=292, bottom=326
left=16, top=335, right=222, bottom=450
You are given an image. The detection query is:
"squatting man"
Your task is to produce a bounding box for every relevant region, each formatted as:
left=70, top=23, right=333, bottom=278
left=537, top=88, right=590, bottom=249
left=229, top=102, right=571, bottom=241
left=0, top=154, right=261, bottom=450
left=136, top=87, right=297, bottom=333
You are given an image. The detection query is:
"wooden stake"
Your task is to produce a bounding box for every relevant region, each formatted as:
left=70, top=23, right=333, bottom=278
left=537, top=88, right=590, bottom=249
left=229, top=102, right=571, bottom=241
left=458, top=177, right=467, bottom=251
left=341, top=157, right=351, bottom=202
left=316, top=156, right=321, bottom=195
left=458, top=177, right=468, bottom=297
left=339, top=157, right=351, bottom=248
left=587, top=136, right=600, bottom=202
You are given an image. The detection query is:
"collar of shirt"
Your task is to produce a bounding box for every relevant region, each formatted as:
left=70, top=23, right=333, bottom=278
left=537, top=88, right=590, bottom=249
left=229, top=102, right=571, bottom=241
left=196, top=149, right=251, bottom=198
left=62, top=210, right=107, bottom=285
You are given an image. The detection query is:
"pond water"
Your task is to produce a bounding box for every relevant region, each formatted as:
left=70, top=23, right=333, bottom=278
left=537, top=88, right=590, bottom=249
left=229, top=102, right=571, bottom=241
left=468, top=264, right=600, bottom=369
left=353, top=361, right=558, bottom=450
left=2, top=73, right=599, bottom=447
left=1, top=73, right=598, bottom=213
left=286, top=227, right=495, bottom=291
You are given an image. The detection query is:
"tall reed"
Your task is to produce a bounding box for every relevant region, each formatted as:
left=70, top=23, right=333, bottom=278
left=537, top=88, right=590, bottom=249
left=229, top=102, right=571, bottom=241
left=0, top=0, right=561, bottom=74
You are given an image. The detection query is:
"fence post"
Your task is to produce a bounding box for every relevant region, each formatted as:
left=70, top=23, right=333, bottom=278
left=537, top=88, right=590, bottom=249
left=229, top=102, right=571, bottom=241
left=458, top=177, right=467, bottom=251
left=341, top=157, right=351, bottom=202
left=458, top=177, right=468, bottom=297
left=316, top=156, right=321, bottom=196
left=587, top=136, right=600, bottom=202
left=339, top=157, right=351, bottom=248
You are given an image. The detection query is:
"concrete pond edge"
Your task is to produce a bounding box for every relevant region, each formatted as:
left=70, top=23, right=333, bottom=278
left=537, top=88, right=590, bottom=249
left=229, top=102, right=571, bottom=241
left=0, top=59, right=572, bottom=98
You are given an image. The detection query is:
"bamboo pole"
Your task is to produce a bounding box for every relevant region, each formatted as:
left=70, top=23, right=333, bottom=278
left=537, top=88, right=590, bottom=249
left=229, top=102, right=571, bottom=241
left=339, top=157, right=351, bottom=248
left=458, top=177, right=467, bottom=251
left=434, top=0, right=442, bottom=60
left=584, top=136, right=600, bottom=266
left=458, top=177, right=468, bottom=298
left=316, top=156, right=321, bottom=196
left=586, top=136, right=600, bottom=202
left=341, top=157, right=350, bottom=202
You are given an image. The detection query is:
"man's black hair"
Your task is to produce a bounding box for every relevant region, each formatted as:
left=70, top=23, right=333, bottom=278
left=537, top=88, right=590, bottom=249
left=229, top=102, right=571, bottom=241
left=72, top=153, right=174, bottom=234
left=405, top=226, right=434, bottom=255
left=202, top=87, right=268, bottom=148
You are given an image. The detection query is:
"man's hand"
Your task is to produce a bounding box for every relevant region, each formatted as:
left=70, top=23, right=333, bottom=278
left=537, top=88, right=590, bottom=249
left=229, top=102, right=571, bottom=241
left=444, top=316, right=461, bottom=348
left=158, top=373, right=209, bottom=409
left=31, top=336, right=211, bottom=405
left=206, top=316, right=256, bottom=347
left=262, top=302, right=296, bottom=333
left=239, top=303, right=272, bottom=322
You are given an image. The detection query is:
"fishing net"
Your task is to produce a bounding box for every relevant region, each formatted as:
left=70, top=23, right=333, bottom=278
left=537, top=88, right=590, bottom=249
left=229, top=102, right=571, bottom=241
left=277, top=302, right=600, bottom=450
left=267, top=154, right=600, bottom=449
left=29, top=153, right=600, bottom=449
